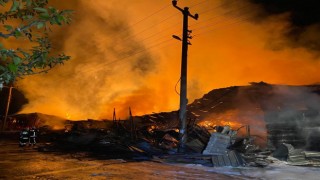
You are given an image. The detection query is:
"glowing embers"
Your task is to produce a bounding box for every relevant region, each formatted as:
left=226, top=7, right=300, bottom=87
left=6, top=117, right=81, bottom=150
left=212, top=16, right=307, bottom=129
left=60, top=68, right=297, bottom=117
left=199, top=120, right=241, bottom=130
left=197, top=110, right=244, bottom=129
left=66, top=112, right=72, bottom=120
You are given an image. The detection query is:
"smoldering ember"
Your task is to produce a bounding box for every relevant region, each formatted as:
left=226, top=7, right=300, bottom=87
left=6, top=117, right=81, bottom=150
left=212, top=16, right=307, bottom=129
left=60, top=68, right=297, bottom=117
left=2, top=0, right=320, bottom=179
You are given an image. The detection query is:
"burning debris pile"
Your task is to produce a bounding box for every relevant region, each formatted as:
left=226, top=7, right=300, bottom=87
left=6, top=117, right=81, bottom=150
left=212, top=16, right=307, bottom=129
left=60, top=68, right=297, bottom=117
left=3, top=113, right=66, bottom=131
left=130, top=82, right=320, bottom=167
left=2, top=82, right=320, bottom=168
left=137, top=82, right=320, bottom=151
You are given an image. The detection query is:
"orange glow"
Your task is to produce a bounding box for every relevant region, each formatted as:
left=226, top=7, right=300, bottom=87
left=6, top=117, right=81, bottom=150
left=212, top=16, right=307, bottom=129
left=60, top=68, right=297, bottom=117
left=198, top=110, right=267, bottom=146
left=14, top=0, right=320, bottom=121
left=198, top=120, right=242, bottom=130
left=66, top=113, right=71, bottom=120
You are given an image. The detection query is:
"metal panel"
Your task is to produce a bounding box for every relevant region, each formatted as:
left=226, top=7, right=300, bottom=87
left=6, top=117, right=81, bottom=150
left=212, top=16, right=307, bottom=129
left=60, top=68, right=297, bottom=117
left=203, top=133, right=230, bottom=155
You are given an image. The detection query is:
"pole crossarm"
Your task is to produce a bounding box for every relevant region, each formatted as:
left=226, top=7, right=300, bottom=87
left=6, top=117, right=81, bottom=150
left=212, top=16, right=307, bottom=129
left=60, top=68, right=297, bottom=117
left=172, top=1, right=199, bottom=20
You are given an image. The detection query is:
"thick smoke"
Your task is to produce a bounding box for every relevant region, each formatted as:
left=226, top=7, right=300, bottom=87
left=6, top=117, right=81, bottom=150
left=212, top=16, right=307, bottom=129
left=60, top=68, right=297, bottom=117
left=15, top=0, right=320, bottom=121
left=236, top=84, right=320, bottom=149
left=18, top=0, right=157, bottom=119
left=197, top=83, right=320, bottom=148
left=258, top=84, right=320, bottom=149
left=237, top=0, right=320, bottom=52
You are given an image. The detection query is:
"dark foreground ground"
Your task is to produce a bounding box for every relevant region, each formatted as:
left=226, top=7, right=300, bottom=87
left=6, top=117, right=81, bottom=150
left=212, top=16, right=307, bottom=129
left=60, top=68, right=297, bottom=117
left=0, top=138, right=246, bottom=180
left=2, top=133, right=320, bottom=180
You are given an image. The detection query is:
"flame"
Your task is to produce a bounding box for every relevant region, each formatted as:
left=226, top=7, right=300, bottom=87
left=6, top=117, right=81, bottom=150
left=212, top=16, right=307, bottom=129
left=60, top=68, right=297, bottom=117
left=198, top=120, right=242, bottom=130
left=66, top=113, right=71, bottom=120
left=52, top=125, right=63, bottom=130
left=198, top=110, right=267, bottom=146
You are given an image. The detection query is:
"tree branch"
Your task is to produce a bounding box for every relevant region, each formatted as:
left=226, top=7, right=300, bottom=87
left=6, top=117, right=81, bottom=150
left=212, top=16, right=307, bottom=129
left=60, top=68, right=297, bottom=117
left=0, top=21, right=39, bottom=38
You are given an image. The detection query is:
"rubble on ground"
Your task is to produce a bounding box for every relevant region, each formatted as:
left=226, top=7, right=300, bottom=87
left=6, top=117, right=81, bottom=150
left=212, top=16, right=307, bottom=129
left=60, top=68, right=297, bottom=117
left=3, top=112, right=320, bottom=169
left=273, top=143, right=320, bottom=166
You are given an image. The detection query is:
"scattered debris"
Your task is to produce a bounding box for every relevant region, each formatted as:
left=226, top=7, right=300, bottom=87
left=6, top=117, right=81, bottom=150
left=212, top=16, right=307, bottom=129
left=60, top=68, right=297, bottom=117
left=4, top=111, right=320, bottom=170
left=211, top=150, right=245, bottom=167
left=203, top=126, right=233, bottom=155
left=273, top=143, right=320, bottom=166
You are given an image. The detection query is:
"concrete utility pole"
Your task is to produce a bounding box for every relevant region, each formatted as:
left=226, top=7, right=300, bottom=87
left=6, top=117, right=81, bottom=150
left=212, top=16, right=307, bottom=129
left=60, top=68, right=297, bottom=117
left=2, top=86, right=13, bottom=131
left=172, top=0, right=198, bottom=153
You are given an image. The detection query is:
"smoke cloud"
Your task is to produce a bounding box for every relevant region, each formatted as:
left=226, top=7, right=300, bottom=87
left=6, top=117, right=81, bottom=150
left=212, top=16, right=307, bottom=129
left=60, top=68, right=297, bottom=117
left=18, top=0, right=160, bottom=119
left=195, top=83, right=320, bottom=148
left=16, top=0, right=320, bottom=121
left=261, top=85, right=320, bottom=149
left=232, top=0, right=320, bottom=53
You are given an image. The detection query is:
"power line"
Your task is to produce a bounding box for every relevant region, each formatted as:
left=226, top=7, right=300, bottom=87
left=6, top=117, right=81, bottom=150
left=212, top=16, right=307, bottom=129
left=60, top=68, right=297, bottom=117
left=123, top=12, right=178, bottom=42
left=191, top=3, right=253, bottom=29
left=196, top=3, right=225, bottom=15
left=132, top=19, right=181, bottom=44
left=175, top=77, right=181, bottom=95
left=99, top=3, right=175, bottom=53
left=79, top=38, right=176, bottom=75
left=140, top=30, right=181, bottom=46
left=95, top=17, right=181, bottom=62
left=60, top=5, right=248, bottom=77
left=190, top=0, right=208, bottom=8
left=190, top=4, right=254, bottom=34
left=43, top=38, right=176, bottom=82
left=71, top=1, right=254, bottom=75
left=82, top=16, right=251, bottom=76
left=44, top=1, right=255, bottom=80
left=123, top=0, right=210, bottom=42
left=195, top=16, right=250, bottom=35
left=104, top=29, right=178, bottom=63
left=128, top=4, right=171, bottom=28
left=92, top=16, right=177, bottom=69
left=194, top=17, right=250, bottom=37
left=138, top=27, right=181, bottom=45
left=191, top=14, right=226, bottom=29
left=88, top=1, right=250, bottom=71
left=192, top=12, right=250, bottom=32
left=113, top=0, right=218, bottom=55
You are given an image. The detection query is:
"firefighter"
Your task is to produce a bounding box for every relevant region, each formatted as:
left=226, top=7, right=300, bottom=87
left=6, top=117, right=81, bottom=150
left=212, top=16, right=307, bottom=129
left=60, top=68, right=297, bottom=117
left=19, top=128, right=29, bottom=147
left=29, top=127, right=37, bottom=146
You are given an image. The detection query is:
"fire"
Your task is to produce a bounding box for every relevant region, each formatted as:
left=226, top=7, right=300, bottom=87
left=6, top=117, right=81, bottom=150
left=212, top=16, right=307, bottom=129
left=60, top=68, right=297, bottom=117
left=197, top=109, right=267, bottom=143
left=198, top=120, right=242, bottom=130
left=52, top=125, right=64, bottom=130
left=66, top=113, right=71, bottom=120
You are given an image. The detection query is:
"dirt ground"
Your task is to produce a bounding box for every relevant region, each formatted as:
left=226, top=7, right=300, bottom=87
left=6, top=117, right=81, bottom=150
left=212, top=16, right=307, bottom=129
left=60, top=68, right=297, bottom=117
left=0, top=139, right=246, bottom=180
